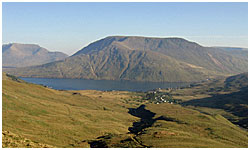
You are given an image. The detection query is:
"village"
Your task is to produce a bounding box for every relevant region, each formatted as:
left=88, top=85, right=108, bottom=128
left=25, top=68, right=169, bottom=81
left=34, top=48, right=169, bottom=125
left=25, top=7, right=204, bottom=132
left=144, top=88, right=182, bottom=104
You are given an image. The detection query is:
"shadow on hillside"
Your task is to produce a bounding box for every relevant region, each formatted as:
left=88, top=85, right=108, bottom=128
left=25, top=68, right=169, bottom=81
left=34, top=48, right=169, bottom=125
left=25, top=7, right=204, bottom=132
left=182, top=87, right=248, bottom=129
left=128, top=105, right=156, bottom=135
left=88, top=140, right=108, bottom=148
left=128, top=105, right=186, bottom=135
left=87, top=104, right=188, bottom=148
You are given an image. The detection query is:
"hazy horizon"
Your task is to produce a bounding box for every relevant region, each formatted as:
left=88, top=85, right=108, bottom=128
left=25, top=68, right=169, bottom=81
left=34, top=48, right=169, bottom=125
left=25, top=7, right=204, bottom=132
left=2, top=35, right=248, bottom=56
left=2, top=2, right=248, bottom=55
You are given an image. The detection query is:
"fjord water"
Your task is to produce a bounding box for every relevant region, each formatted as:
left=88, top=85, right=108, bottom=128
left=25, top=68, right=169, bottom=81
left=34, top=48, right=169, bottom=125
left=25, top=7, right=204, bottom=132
left=20, top=78, right=190, bottom=92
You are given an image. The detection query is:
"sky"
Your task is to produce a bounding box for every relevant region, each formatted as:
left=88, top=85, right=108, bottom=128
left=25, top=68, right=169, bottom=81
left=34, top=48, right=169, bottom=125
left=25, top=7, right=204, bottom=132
left=2, top=2, right=248, bottom=55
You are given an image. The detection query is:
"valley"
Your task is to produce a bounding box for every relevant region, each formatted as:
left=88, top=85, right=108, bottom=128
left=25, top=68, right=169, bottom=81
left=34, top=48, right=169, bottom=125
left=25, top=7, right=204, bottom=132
left=2, top=72, right=248, bottom=148
left=2, top=2, right=248, bottom=149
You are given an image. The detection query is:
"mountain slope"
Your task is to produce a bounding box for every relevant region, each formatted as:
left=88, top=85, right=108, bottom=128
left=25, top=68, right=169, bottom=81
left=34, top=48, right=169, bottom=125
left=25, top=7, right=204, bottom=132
left=170, top=73, right=248, bottom=129
left=74, top=36, right=247, bottom=74
left=2, top=43, right=68, bottom=67
left=212, top=47, right=248, bottom=61
left=5, top=48, right=216, bottom=82
left=5, top=36, right=248, bottom=82
left=2, top=73, right=139, bottom=147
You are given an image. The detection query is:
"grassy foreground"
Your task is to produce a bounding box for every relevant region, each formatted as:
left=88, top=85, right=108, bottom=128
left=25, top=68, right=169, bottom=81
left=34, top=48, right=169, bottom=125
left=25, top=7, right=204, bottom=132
left=2, top=73, right=248, bottom=148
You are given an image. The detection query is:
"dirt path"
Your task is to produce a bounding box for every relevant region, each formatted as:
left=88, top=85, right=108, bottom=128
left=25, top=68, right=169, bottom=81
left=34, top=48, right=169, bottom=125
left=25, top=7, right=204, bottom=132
left=64, top=105, right=74, bottom=121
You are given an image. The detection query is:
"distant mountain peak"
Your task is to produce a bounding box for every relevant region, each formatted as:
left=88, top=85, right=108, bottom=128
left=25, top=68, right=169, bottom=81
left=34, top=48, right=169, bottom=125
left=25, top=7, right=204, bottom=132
left=2, top=43, right=68, bottom=68
left=4, top=42, right=41, bottom=48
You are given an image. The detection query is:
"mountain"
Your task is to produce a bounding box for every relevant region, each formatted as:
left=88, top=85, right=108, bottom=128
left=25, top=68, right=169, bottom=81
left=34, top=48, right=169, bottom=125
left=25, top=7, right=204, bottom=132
left=213, top=46, right=248, bottom=51
left=212, top=46, right=248, bottom=61
left=2, top=73, right=248, bottom=147
left=5, top=36, right=248, bottom=82
left=2, top=43, right=68, bottom=68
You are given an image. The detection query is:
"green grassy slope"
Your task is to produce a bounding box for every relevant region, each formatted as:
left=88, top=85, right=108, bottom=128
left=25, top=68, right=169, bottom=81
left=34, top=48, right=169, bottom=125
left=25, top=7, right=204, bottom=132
left=2, top=73, right=248, bottom=148
left=138, top=104, right=247, bottom=148
left=171, top=73, right=248, bottom=129
left=2, top=73, right=140, bottom=147
left=2, top=130, right=53, bottom=148
left=85, top=103, right=247, bottom=148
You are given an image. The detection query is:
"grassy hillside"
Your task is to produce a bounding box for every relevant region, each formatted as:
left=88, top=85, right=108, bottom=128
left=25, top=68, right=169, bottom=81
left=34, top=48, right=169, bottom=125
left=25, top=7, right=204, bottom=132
left=5, top=36, right=247, bottom=82
left=2, top=130, right=53, bottom=148
left=169, top=73, right=248, bottom=129
left=3, top=73, right=140, bottom=147
left=2, top=73, right=248, bottom=148
left=86, top=103, right=247, bottom=148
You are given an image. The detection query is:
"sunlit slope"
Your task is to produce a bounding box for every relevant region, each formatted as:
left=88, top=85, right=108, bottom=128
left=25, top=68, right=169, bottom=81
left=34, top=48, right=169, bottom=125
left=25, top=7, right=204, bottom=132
left=140, top=104, right=247, bottom=148
left=171, top=73, right=248, bottom=128
left=2, top=73, right=248, bottom=148
left=2, top=73, right=139, bottom=147
left=90, top=103, right=247, bottom=148
left=2, top=130, right=53, bottom=148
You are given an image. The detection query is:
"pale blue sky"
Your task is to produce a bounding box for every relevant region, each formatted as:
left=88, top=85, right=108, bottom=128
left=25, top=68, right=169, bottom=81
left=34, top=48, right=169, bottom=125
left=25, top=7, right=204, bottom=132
left=2, top=2, right=248, bottom=55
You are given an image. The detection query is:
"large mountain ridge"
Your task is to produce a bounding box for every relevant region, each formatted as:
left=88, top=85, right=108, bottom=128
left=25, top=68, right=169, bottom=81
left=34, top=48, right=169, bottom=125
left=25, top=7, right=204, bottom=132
left=4, top=36, right=248, bottom=82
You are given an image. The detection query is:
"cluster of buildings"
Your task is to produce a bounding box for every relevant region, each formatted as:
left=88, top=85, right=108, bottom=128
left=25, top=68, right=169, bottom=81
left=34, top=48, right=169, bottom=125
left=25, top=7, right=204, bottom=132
left=145, top=89, right=181, bottom=104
